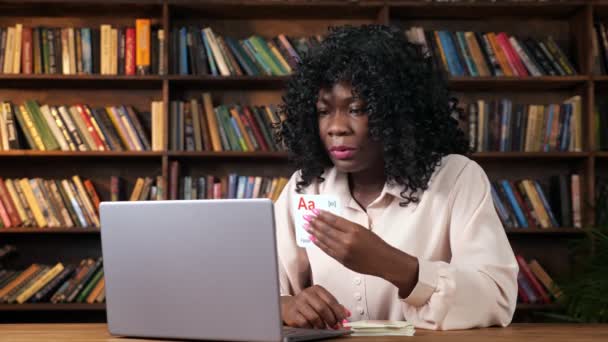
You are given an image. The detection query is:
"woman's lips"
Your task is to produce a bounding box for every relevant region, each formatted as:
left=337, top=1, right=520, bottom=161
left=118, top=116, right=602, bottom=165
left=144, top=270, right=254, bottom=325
left=329, top=146, right=356, bottom=160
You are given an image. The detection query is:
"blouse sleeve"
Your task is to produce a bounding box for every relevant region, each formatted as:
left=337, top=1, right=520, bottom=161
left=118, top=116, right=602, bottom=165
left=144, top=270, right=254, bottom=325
left=400, top=161, right=519, bottom=330
left=274, top=172, right=311, bottom=296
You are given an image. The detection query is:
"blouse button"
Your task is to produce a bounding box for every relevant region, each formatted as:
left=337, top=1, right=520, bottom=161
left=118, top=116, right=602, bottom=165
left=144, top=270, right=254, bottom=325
left=357, top=306, right=364, bottom=315
left=354, top=292, right=362, bottom=301
left=354, top=277, right=361, bottom=285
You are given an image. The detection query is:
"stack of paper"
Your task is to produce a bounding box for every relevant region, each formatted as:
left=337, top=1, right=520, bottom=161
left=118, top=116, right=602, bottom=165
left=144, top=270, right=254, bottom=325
left=343, top=320, right=415, bottom=336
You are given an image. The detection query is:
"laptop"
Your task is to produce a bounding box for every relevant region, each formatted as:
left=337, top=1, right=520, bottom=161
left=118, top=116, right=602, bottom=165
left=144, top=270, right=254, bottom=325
left=100, top=199, right=352, bottom=342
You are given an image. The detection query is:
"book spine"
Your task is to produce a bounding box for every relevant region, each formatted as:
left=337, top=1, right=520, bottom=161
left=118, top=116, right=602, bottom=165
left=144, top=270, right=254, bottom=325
left=9, top=179, right=36, bottom=226
left=60, top=179, right=88, bottom=227
left=13, top=24, right=22, bottom=74
left=17, top=263, right=64, bottom=304
left=21, top=27, right=32, bottom=74
left=76, top=105, right=105, bottom=151
left=3, top=178, right=29, bottom=226
left=158, top=29, right=165, bottom=75
left=106, top=106, right=134, bottom=150
left=58, top=106, right=87, bottom=151
left=31, top=266, right=74, bottom=303
left=479, top=32, right=502, bottom=76
left=0, top=178, right=21, bottom=226
left=516, top=255, right=551, bottom=304
left=49, top=106, right=76, bottom=151
left=0, top=264, right=39, bottom=299
left=18, top=178, right=46, bottom=227
left=135, top=19, right=150, bottom=75
left=501, top=180, right=528, bottom=228
left=124, top=106, right=151, bottom=151
left=200, top=29, right=218, bottom=76
left=47, top=179, right=74, bottom=227
left=88, top=108, right=118, bottom=151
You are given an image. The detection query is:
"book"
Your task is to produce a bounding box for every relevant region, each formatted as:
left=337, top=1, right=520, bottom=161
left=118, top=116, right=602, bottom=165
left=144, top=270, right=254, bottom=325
left=343, top=320, right=415, bottom=337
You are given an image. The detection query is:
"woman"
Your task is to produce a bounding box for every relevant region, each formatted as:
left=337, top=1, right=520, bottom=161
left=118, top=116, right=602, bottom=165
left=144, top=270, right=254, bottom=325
left=275, top=25, right=518, bottom=331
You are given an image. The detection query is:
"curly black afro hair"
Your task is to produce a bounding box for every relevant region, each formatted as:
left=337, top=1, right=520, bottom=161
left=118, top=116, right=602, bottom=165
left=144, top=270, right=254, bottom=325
left=278, top=25, right=470, bottom=206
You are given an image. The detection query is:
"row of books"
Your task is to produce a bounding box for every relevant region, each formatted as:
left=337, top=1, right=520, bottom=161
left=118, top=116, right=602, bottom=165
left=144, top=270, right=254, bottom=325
left=172, top=26, right=320, bottom=76
left=516, top=255, right=562, bottom=304
left=592, top=23, right=608, bottom=76
left=596, top=102, right=608, bottom=151
left=170, top=94, right=283, bottom=152
left=168, top=161, right=288, bottom=201
left=491, top=175, right=582, bottom=229
left=120, top=176, right=164, bottom=202
left=0, top=20, right=160, bottom=75
left=0, top=257, right=104, bottom=304
left=463, top=96, right=583, bottom=152
left=0, top=100, right=165, bottom=152
left=0, top=177, right=100, bottom=229
left=405, top=27, right=577, bottom=77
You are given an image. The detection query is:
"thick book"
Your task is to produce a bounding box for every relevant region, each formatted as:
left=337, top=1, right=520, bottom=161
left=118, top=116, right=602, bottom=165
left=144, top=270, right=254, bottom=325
left=202, top=93, right=222, bottom=151
left=16, top=263, right=64, bottom=304
left=135, top=19, right=150, bottom=75
left=0, top=264, right=39, bottom=300
left=528, top=259, right=563, bottom=300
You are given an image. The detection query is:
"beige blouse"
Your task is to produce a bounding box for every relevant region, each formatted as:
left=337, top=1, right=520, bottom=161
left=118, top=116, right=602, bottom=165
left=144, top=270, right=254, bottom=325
left=274, top=154, right=518, bottom=330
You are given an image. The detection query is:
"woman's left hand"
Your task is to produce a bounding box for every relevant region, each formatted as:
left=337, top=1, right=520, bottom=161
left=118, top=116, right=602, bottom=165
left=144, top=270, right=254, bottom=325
left=304, top=209, right=394, bottom=276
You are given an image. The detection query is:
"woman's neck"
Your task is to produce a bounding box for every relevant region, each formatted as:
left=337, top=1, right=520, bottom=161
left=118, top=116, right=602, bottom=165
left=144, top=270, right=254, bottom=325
left=347, top=165, right=386, bottom=209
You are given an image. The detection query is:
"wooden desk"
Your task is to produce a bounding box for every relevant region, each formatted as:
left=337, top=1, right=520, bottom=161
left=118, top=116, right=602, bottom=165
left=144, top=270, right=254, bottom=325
left=0, top=323, right=606, bottom=341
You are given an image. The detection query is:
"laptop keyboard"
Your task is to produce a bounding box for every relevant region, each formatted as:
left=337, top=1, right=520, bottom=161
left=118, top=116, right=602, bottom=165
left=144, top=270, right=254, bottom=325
left=284, top=327, right=317, bottom=336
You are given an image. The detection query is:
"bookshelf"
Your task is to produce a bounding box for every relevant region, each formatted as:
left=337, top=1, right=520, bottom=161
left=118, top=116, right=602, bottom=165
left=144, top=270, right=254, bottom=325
left=0, top=0, right=605, bottom=323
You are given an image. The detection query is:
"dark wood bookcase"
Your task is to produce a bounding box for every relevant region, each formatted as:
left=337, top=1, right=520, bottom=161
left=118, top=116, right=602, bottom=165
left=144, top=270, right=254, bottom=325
left=0, top=0, right=604, bottom=323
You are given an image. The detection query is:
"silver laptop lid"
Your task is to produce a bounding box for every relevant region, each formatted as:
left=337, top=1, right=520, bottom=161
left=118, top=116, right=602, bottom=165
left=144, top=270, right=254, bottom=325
left=100, top=199, right=283, bottom=342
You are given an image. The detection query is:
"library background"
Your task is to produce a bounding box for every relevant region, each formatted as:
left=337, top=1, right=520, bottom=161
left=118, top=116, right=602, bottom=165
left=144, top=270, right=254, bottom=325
left=0, top=0, right=607, bottom=324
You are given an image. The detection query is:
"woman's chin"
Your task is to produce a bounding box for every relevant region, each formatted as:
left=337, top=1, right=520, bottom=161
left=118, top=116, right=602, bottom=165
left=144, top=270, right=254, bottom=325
left=331, top=159, right=364, bottom=173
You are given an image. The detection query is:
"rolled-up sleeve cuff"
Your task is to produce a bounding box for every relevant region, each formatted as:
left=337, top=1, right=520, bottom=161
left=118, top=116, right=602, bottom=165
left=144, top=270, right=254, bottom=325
left=401, top=259, right=441, bottom=307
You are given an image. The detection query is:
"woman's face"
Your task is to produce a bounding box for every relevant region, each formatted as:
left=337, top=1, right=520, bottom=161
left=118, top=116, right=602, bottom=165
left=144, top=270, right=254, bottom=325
left=316, top=81, right=383, bottom=174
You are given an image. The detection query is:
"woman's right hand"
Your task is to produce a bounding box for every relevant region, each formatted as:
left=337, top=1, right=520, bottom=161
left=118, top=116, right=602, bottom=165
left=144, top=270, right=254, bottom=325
left=280, top=285, right=350, bottom=329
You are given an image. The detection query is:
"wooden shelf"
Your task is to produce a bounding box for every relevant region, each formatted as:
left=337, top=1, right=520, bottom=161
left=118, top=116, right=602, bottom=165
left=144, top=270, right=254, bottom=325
left=0, top=74, right=591, bottom=91
left=447, top=76, right=588, bottom=91
left=0, top=74, right=163, bottom=89
left=505, top=228, right=586, bottom=236
left=0, top=151, right=163, bottom=158
left=169, top=0, right=384, bottom=20
left=596, top=151, right=608, bottom=159
left=0, top=303, right=105, bottom=312
left=168, top=75, right=288, bottom=89
left=472, top=152, right=590, bottom=159
left=0, top=1, right=162, bottom=20
left=389, top=1, right=586, bottom=20
left=0, top=228, right=99, bottom=234
left=168, top=151, right=288, bottom=159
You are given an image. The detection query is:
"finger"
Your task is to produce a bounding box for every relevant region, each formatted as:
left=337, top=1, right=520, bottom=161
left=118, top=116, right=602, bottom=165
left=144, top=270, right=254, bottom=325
left=313, top=286, right=350, bottom=321
left=292, top=312, right=312, bottom=328
left=303, top=290, right=339, bottom=328
left=313, top=210, right=352, bottom=232
left=307, top=219, right=343, bottom=250
left=297, top=300, right=326, bottom=329
left=309, top=233, right=339, bottom=259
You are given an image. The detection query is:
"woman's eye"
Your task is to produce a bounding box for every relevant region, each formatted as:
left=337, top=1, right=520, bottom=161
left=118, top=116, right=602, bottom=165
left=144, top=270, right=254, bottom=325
left=349, top=108, right=363, bottom=115
left=317, top=109, right=329, bottom=116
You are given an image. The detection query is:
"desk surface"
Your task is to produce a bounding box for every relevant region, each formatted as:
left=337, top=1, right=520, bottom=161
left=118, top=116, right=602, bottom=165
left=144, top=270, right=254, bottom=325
left=0, top=323, right=606, bottom=341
